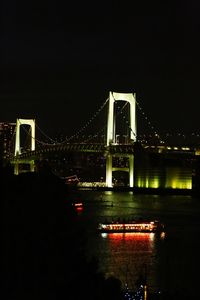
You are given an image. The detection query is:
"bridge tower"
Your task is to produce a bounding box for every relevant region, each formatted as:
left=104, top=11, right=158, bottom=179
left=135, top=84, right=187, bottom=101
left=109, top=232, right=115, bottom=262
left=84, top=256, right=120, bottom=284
left=14, top=118, right=36, bottom=175
left=15, top=118, right=35, bottom=155
left=106, top=92, right=136, bottom=188
left=107, top=91, right=136, bottom=146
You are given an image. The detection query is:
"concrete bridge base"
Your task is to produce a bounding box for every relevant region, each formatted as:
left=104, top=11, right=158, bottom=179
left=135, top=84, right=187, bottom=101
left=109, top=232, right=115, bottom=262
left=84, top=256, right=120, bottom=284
left=106, top=153, right=134, bottom=188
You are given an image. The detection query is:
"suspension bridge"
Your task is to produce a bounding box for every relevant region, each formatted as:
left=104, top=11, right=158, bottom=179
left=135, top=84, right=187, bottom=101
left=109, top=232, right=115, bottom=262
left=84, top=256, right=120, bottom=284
left=7, top=91, right=199, bottom=190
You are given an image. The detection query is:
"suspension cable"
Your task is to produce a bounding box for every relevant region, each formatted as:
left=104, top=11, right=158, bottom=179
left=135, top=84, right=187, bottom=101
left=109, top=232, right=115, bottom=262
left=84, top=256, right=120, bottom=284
left=15, top=95, right=162, bottom=150
left=65, top=97, right=109, bottom=142
left=16, top=97, right=110, bottom=149
left=18, top=120, right=53, bottom=149
left=135, top=99, right=165, bottom=143
left=35, top=122, right=57, bottom=144
left=82, top=100, right=130, bottom=143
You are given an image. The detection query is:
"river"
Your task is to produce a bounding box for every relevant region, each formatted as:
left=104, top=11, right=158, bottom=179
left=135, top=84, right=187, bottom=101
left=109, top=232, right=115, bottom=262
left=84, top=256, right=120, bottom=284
left=72, top=190, right=200, bottom=297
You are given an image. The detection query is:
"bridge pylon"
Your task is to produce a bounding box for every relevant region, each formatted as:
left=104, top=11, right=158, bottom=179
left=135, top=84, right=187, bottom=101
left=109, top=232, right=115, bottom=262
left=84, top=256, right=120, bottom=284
left=13, top=118, right=36, bottom=175
left=106, top=91, right=137, bottom=146
left=106, top=152, right=134, bottom=188
left=106, top=92, right=136, bottom=188
left=15, top=118, right=35, bottom=156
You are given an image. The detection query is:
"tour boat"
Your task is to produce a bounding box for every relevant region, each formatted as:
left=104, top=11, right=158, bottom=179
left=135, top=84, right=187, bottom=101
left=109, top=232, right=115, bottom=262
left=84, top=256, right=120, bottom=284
left=97, top=220, right=164, bottom=233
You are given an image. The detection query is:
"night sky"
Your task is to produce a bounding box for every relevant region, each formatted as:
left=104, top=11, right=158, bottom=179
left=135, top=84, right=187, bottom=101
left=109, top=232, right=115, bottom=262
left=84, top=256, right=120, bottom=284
left=1, top=1, right=200, bottom=139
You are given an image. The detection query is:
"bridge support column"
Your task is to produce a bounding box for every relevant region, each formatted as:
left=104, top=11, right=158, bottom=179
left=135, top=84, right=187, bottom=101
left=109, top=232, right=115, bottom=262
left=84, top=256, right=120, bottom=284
left=14, top=162, right=19, bottom=175
left=106, top=153, right=134, bottom=188
left=106, top=154, right=113, bottom=188
left=12, top=160, right=35, bottom=175
left=30, top=160, right=35, bottom=172
left=129, top=154, right=134, bottom=188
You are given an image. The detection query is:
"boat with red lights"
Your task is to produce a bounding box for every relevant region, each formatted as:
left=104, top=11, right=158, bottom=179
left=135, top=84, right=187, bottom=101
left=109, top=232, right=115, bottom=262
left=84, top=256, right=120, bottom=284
left=72, top=201, right=83, bottom=208
left=97, top=220, right=164, bottom=233
left=71, top=199, right=84, bottom=212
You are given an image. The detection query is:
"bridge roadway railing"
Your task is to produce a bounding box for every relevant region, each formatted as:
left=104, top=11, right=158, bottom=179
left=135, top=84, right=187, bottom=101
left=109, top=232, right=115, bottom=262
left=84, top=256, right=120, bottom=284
left=10, top=143, right=197, bottom=163
left=10, top=143, right=136, bottom=162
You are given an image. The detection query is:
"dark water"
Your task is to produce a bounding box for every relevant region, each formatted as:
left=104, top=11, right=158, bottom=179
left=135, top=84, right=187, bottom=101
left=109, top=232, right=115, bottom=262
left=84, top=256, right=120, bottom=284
left=74, top=190, right=200, bottom=296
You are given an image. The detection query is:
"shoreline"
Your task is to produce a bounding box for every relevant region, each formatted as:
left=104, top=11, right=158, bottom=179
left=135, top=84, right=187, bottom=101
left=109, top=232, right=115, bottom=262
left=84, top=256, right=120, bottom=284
left=75, top=186, right=194, bottom=195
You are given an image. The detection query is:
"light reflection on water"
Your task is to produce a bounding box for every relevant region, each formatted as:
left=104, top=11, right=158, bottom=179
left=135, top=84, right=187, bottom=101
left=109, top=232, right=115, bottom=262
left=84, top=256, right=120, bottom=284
left=76, top=190, right=200, bottom=296
left=99, top=232, right=156, bottom=290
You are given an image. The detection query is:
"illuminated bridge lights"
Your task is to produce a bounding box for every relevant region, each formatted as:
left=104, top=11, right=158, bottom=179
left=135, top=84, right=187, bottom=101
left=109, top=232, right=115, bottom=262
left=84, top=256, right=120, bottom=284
left=10, top=141, right=196, bottom=192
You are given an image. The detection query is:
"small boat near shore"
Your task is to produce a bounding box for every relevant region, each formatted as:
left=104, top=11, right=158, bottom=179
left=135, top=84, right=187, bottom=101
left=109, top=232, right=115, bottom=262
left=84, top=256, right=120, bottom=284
left=97, top=219, right=164, bottom=233
left=65, top=175, right=79, bottom=186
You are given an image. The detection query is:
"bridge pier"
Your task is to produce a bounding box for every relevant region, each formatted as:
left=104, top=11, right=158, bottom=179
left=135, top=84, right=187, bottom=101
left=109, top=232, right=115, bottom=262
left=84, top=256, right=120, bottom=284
left=30, top=160, right=35, bottom=172
left=14, top=162, right=19, bottom=175
left=106, top=154, right=112, bottom=187
left=129, top=154, right=134, bottom=188
left=13, top=160, right=35, bottom=175
left=106, top=153, right=134, bottom=188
